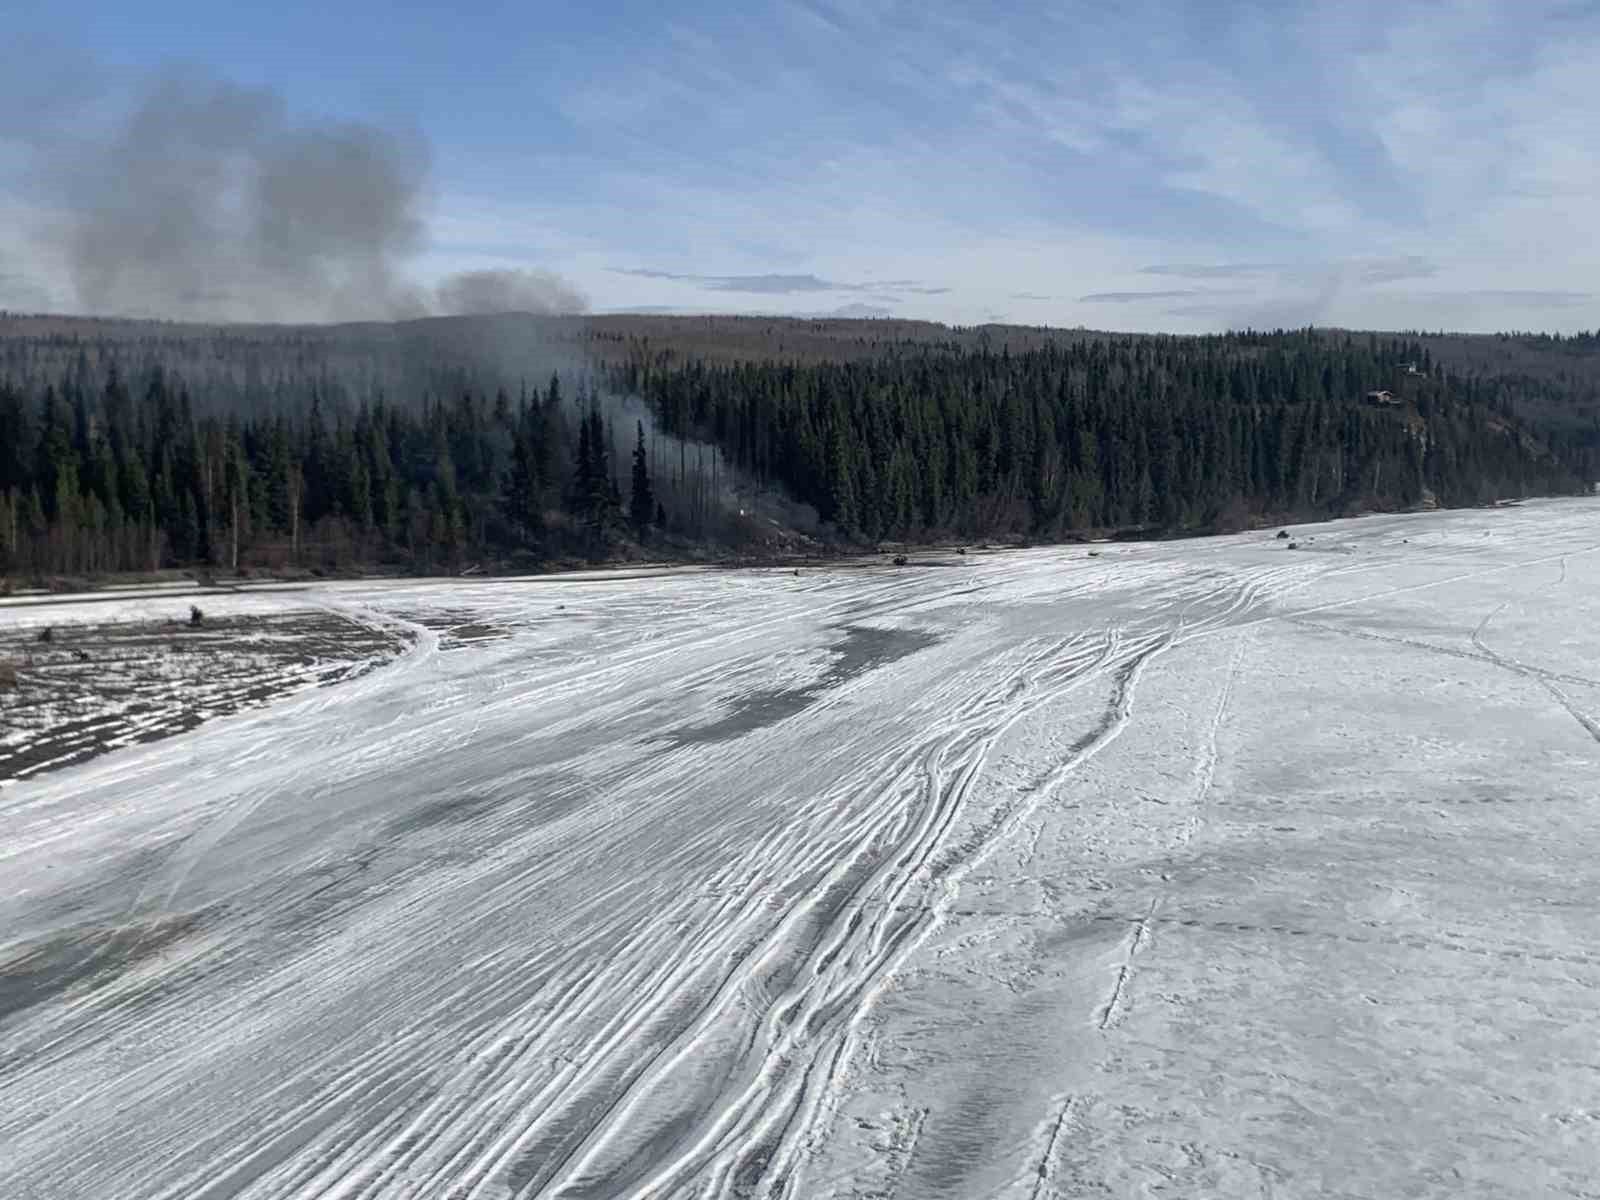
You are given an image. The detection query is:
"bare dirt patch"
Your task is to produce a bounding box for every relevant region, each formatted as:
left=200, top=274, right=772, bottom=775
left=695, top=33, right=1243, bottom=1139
left=390, top=607, right=514, bottom=651
left=0, top=612, right=408, bottom=784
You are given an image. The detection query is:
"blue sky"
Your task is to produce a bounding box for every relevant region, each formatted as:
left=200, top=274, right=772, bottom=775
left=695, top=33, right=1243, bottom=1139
left=2, top=0, right=1597, bottom=331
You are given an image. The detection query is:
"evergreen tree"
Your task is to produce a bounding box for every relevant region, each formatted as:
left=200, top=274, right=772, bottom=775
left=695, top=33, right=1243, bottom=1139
left=0, top=323, right=1586, bottom=576
left=630, top=420, right=654, bottom=536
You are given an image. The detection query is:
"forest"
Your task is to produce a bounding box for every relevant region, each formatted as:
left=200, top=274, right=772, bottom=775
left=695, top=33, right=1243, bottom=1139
left=617, top=329, right=1595, bottom=541
left=0, top=315, right=1595, bottom=580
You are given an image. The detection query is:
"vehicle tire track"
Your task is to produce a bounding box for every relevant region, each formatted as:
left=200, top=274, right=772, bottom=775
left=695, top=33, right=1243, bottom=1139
left=1028, top=1094, right=1081, bottom=1200
left=509, top=632, right=1159, bottom=1200
left=1285, top=617, right=1600, bottom=690
left=1097, top=897, right=1157, bottom=1031
left=735, top=632, right=1181, bottom=1200
left=1472, top=604, right=1600, bottom=746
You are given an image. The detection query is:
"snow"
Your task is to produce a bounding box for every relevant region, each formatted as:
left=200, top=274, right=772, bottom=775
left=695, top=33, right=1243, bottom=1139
left=0, top=602, right=410, bottom=784
left=2, top=499, right=1599, bottom=1199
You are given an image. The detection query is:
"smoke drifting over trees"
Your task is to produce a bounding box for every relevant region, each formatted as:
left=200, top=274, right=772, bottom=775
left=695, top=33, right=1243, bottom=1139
left=433, top=270, right=589, bottom=320
left=0, top=315, right=1594, bottom=580
left=24, top=65, right=587, bottom=323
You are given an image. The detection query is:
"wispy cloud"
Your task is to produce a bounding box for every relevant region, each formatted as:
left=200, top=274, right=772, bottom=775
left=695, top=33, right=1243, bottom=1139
left=6, top=1, right=1598, bottom=333
left=612, top=268, right=948, bottom=297
left=599, top=300, right=898, bottom=319
left=1358, top=257, right=1439, bottom=284
left=1082, top=289, right=1208, bottom=303
left=1411, top=289, right=1592, bottom=309
left=1140, top=258, right=1437, bottom=284
left=615, top=270, right=843, bottom=294
left=1140, top=264, right=1282, bottom=279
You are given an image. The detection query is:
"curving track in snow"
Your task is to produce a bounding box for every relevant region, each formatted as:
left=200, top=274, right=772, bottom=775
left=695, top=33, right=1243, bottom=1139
left=4, top=499, right=1600, bottom=1199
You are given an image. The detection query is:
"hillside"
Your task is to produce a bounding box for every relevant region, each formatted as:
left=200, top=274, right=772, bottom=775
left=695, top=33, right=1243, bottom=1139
left=0, top=313, right=1594, bottom=581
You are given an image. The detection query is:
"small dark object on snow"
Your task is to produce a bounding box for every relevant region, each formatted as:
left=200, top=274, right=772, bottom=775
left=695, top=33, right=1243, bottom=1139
left=956, top=547, right=967, bottom=555
left=1276, top=530, right=1290, bottom=539
left=892, top=554, right=908, bottom=566
left=793, top=568, right=801, bottom=576
left=73, top=648, right=90, bottom=662
left=1287, top=542, right=1299, bottom=550
left=36, top=626, right=53, bottom=644
left=1088, top=549, right=1102, bottom=557
left=189, top=605, right=205, bottom=627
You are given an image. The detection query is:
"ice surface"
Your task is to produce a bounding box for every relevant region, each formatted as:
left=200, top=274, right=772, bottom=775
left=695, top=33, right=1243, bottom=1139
left=0, top=606, right=409, bottom=783
left=2, top=500, right=1599, bottom=1198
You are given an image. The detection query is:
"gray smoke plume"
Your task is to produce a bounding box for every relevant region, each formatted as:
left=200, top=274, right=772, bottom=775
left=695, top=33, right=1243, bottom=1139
left=29, top=63, right=585, bottom=323
left=434, top=269, right=588, bottom=317
left=587, top=386, right=823, bottom=546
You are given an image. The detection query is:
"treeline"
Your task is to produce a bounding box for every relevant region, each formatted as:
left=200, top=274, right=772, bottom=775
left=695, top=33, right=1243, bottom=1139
left=618, top=329, right=1592, bottom=541
left=0, top=367, right=688, bottom=578
left=0, top=324, right=1593, bottom=580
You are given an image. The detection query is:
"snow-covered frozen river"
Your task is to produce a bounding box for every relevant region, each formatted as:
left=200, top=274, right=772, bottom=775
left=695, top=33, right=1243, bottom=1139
left=3, top=500, right=1599, bottom=1199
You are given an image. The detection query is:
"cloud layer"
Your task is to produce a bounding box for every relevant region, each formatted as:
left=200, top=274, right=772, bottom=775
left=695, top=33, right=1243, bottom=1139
left=549, top=0, right=1600, bottom=332
left=3, top=3, right=1597, bottom=332
left=613, top=269, right=949, bottom=300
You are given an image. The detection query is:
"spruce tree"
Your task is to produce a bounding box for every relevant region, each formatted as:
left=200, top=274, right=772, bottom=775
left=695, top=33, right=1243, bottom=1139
left=572, top=414, right=596, bottom=517
left=630, top=420, right=654, bottom=536
left=503, top=434, right=537, bottom=537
